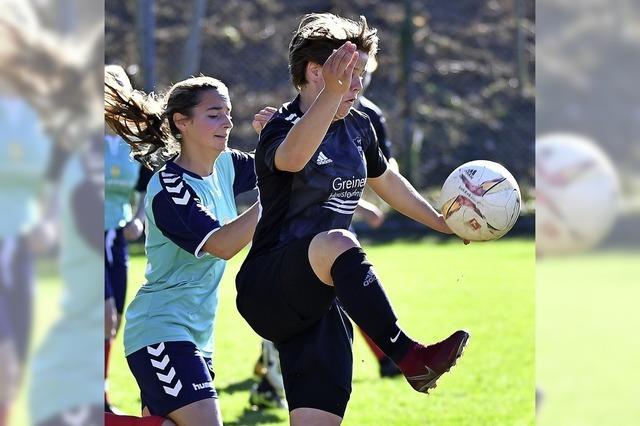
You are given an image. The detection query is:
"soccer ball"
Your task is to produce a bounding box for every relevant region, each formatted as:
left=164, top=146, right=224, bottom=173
left=439, top=160, right=521, bottom=241
left=536, top=133, right=619, bottom=255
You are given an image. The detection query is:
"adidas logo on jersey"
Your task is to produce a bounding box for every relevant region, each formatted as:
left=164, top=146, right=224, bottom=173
left=316, top=151, right=333, bottom=165
left=363, top=268, right=376, bottom=287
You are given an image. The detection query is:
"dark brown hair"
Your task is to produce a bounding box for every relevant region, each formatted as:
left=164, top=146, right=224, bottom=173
left=104, top=71, right=228, bottom=170
left=289, top=13, right=379, bottom=90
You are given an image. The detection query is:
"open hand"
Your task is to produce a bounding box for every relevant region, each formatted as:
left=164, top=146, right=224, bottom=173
left=322, top=41, right=358, bottom=96
left=437, top=215, right=471, bottom=245
left=252, top=106, right=277, bottom=134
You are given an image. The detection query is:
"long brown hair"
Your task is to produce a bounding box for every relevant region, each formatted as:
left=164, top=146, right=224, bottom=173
left=104, top=70, right=228, bottom=170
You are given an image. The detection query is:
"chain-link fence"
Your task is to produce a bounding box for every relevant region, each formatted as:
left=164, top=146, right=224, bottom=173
left=106, top=0, right=534, bottom=194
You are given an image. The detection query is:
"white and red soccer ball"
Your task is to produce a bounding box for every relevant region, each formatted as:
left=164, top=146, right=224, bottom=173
left=536, top=133, right=620, bottom=255
left=439, top=160, right=522, bottom=242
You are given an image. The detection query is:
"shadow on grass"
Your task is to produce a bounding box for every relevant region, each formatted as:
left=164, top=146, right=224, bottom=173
left=225, top=407, right=286, bottom=425
left=218, top=378, right=255, bottom=395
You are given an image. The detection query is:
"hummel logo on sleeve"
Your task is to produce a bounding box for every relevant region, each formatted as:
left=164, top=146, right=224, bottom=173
left=160, top=173, right=192, bottom=205
left=316, top=151, right=333, bottom=165
left=171, top=191, right=191, bottom=205
left=165, top=181, right=184, bottom=194
left=161, top=172, right=181, bottom=184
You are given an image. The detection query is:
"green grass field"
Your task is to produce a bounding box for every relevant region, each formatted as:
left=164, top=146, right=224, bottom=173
left=108, top=238, right=535, bottom=425
left=536, top=251, right=640, bottom=426
left=10, top=262, right=63, bottom=426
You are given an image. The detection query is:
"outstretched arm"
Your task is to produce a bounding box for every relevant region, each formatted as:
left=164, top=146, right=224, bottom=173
left=368, top=168, right=454, bottom=236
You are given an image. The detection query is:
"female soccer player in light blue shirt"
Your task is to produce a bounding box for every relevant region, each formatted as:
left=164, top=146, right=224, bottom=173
left=105, top=71, right=261, bottom=426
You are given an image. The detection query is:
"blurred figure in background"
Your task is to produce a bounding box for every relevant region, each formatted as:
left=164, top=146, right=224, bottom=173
left=0, top=92, right=53, bottom=426
left=353, top=61, right=403, bottom=379
left=104, top=65, right=153, bottom=414
left=0, top=1, right=105, bottom=423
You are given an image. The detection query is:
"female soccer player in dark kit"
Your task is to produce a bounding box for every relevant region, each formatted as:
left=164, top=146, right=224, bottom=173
left=236, top=13, right=470, bottom=425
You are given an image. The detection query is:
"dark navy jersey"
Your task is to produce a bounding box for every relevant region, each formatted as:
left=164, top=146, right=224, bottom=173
left=356, top=96, right=392, bottom=160
left=135, top=164, right=154, bottom=193
left=249, top=95, right=388, bottom=256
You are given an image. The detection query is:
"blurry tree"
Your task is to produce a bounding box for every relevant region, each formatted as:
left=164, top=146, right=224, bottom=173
left=137, top=0, right=156, bottom=91
left=181, top=0, right=207, bottom=78
left=107, top=0, right=535, bottom=191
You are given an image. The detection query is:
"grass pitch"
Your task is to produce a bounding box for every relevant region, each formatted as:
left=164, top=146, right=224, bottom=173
left=536, top=251, right=640, bottom=426
left=108, top=238, right=535, bottom=425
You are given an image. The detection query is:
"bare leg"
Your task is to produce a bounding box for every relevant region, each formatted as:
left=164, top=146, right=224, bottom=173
left=166, top=398, right=222, bottom=426
left=290, top=407, right=342, bottom=426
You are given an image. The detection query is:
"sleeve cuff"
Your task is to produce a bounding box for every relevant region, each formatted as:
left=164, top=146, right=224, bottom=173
left=194, top=226, right=220, bottom=258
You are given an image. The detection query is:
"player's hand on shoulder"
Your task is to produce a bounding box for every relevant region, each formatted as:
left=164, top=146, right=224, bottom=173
left=322, top=41, right=358, bottom=96
left=252, top=106, right=277, bottom=135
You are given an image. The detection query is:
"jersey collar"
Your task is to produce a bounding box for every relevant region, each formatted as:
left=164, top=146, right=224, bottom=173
left=289, top=94, right=350, bottom=127
left=165, top=160, right=208, bottom=180
left=288, top=95, right=304, bottom=118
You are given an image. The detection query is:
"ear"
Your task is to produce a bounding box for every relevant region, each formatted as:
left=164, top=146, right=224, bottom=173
left=172, top=112, right=190, bottom=133
left=305, top=62, right=323, bottom=84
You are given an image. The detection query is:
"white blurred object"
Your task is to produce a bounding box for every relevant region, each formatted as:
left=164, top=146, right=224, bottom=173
left=261, top=340, right=284, bottom=397
left=536, top=133, right=620, bottom=255
left=439, top=160, right=521, bottom=241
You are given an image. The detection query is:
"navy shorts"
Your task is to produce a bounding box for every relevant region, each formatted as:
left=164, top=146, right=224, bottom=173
left=236, top=235, right=354, bottom=417
left=0, top=235, right=34, bottom=360
left=126, top=341, right=217, bottom=417
left=104, top=228, right=128, bottom=313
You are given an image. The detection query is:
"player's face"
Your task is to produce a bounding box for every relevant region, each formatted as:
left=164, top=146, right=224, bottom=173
left=186, top=88, right=233, bottom=152
left=334, top=51, right=369, bottom=120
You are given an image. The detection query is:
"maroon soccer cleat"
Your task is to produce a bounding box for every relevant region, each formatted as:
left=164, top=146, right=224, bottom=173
left=399, top=330, right=470, bottom=393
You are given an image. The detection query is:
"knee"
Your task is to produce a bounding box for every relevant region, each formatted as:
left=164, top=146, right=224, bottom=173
left=309, top=230, right=361, bottom=285
left=314, top=229, right=360, bottom=258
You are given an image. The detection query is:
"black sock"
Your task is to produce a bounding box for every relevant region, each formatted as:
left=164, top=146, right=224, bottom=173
left=331, top=247, right=413, bottom=364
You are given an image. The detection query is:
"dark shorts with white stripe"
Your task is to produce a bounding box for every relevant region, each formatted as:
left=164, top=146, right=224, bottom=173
left=236, top=235, right=354, bottom=417
left=126, top=341, right=217, bottom=417
left=104, top=228, right=129, bottom=313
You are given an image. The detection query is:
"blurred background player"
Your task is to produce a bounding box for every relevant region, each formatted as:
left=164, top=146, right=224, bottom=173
left=0, top=91, right=53, bottom=426
left=352, top=59, right=403, bottom=379
left=0, top=10, right=109, bottom=422
left=104, top=64, right=153, bottom=414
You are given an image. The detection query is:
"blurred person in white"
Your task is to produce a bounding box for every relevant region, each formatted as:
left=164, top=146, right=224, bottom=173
left=104, top=65, right=153, bottom=415
left=0, top=1, right=105, bottom=424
